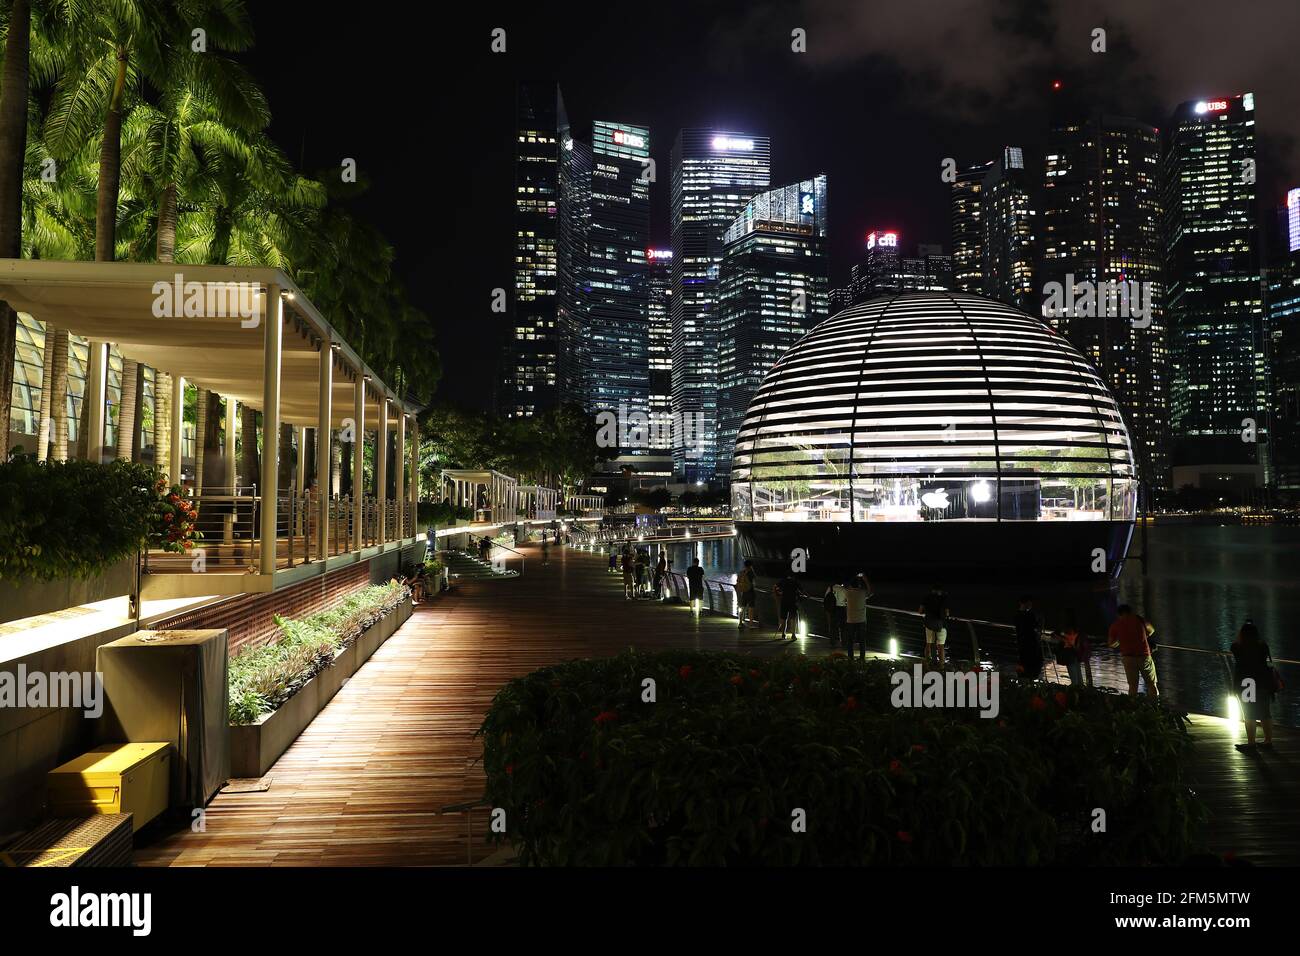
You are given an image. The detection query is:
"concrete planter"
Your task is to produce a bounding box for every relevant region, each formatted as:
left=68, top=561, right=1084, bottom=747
left=229, top=594, right=412, bottom=778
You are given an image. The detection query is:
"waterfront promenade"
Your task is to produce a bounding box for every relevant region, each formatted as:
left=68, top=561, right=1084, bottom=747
left=134, top=541, right=1298, bottom=866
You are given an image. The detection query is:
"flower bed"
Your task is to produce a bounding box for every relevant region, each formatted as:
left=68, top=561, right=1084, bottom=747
left=229, top=581, right=407, bottom=725
left=479, top=651, right=1204, bottom=866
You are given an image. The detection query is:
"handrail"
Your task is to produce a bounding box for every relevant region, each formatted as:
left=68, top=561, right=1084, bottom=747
left=649, top=569, right=1295, bottom=727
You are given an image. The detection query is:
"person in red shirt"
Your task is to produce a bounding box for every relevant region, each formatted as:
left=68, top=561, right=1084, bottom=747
left=1108, top=604, right=1159, bottom=698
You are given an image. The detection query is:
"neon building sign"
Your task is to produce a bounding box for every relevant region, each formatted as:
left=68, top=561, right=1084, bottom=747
left=646, top=248, right=673, bottom=260
left=1195, top=100, right=1229, bottom=114
left=712, top=135, right=754, bottom=151
left=866, top=231, right=899, bottom=249
left=613, top=129, right=645, bottom=148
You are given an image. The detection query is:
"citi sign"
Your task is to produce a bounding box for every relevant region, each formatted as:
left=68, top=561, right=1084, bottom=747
left=866, top=231, right=898, bottom=249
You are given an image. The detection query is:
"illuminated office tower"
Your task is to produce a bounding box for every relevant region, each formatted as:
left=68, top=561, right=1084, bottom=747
left=1163, top=94, right=1265, bottom=488
left=555, top=96, right=593, bottom=409
left=647, top=249, right=674, bottom=451
left=584, top=121, right=652, bottom=442
left=850, top=233, right=949, bottom=301
left=981, top=147, right=1037, bottom=311
left=670, top=129, right=771, bottom=484
left=717, top=175, right=829, bottom=472
left=1041, top=114, right=1170, bottom=493
left=951, top=162, right=991, bottom=293
left=1266, top=245, right=1300, bottom=491
left=502, top=83, right=560, bottom=417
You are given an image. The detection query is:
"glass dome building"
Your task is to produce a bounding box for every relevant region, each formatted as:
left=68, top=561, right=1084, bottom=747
left=730, top=292, right=1138, bottom=580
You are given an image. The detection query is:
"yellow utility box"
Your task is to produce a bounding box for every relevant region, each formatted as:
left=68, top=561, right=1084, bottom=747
left=46, top=743, right=172, bottom=832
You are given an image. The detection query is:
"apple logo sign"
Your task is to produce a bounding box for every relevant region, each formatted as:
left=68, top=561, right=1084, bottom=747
left=920, top=489, right=950, bottom=510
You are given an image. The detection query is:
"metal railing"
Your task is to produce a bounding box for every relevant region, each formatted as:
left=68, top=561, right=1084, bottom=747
left=145, top=488, right=422, bottom=572
left=650, top=570, right=1298, bottom=728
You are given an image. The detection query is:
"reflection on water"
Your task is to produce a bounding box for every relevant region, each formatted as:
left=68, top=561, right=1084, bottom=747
left=655, top=525, right=1299, bottom=722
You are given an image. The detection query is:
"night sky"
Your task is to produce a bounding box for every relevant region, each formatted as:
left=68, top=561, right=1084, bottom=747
left=244, top=1, right=1300, bottom=407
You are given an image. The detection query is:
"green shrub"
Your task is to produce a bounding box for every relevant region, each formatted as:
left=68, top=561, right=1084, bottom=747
left=228, top=582, right=407, bottom=724
left=0, top=456, right=160, bottom=580
left=417, top=501, right=472, bottom=527
left=478, top=651, right=1204, bottom=866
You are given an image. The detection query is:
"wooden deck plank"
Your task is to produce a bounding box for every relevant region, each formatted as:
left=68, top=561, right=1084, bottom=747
left=133, top=542, right=1300, bottom=866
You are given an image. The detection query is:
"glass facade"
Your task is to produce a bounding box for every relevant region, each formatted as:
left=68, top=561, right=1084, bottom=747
left=585, top=120, right=651, bottom=439
left=731, top=292, right=1137, bottom=525
left=502, top=83, right=560, bottom=418
left=1041, top=114, right=1170, bottom=492
left=670, top=128, right=771, bottom=483
left=1163, top=94, right=1265, bottom=471
left=647, top=249, right=674, bottom=451
left=950, top=164, right=989, bottom=294
left=981, top=147, right=1037, bottom=311
left=717, top=175, right=829, bottom=473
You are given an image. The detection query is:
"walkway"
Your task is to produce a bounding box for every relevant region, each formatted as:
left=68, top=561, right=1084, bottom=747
left=134, top=543, right=1299, bottom=866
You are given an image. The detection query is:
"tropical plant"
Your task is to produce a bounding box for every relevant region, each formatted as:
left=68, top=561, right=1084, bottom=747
left=227, top=581, right=407, bottom=724
left=0, top=454, right=159, bottom=579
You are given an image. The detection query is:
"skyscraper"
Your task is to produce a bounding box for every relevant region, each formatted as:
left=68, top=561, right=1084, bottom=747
left=717, top=175, right=829, bottom=471
left=1163, top=94, right=1265, bottom=487
left=951, top=162, right=991, bottom=294
left=670, top=129, right=771, bottom=484
left=647, top=249, right=674, bottom=452
left=584, top=121, right=652, bottom=441
left=981, top=147, right=1037, bottom=311
left=555, top=95, right=593, bottom=409
left=1265, top=249, right=1300, bottom=491
left=1041, top=113, right=1170, bottom=492
left=850, top=233, right=950, bottom=302
left=502, top=83, right=560, bottom=417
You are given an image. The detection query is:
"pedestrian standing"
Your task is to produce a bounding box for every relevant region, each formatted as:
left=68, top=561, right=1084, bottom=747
left=1015, top=595, right=1044, bottom=681
left=774, top=573, right=802, bottom=639
left=919, top=584, right=949, bottom=668
left=736, top=559, right=757, bottom=629
left=1231, top=619, right=1276, bottom=752
left=843, top=576, right=868, bottom=659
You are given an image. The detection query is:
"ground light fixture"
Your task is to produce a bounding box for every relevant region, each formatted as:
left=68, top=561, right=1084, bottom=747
left=888, top=638, right=899, bottom=659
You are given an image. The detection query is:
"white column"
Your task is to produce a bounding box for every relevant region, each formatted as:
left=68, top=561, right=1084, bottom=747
left=84, top=340, right=108, bottom=463
left=411, top=417, right=419, bottom=510
left=352, top=373, right=365, bottom=551
left=258, top=285, right=282, bottom=574
left=316, top=343, right=332, bottom=561
left=168, top=375, right=184, bottom=485
left=223, top=396, right=237, bottom=489
left=376, top=396, right=388, bottom=545
left=395, top=411, right=406, bottom=539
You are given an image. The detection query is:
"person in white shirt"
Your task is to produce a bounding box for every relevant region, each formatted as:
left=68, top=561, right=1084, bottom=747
left=843, top=577, right=869, bottom=660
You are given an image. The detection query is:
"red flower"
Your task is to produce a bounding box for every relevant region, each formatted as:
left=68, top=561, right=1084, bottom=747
left=841, top=696, right=858, bottom=712
left=897, top=830, right=913, bottom=843
left=1054, top=691, right=1069, bottom=709
left=679, top=665, right=692, bottom=680
left=911, top=744, right=925, bottom=753
left=169, top=494, right=179, bottom=503
left=749, top=669, right=761, bottom=679
left=1030, top=695, right=1046, bottom=711
left=164, top=513, right=174, bottom=523
left=889, top=759, right=902, bottom=776
left=729, top=675, right=744, bottom=686
left=594, top=710, right=619, bottom=725
left=505, top=763, right=514, bottom=775
left=1015, top=664, right=1025, bottom=673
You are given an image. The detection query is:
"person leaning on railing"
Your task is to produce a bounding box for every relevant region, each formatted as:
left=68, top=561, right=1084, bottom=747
left=1108, top=604, right=1159, bottom=698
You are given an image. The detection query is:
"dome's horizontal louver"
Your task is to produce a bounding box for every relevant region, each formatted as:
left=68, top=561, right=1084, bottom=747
left=731, top=291, right=1137, bottom=524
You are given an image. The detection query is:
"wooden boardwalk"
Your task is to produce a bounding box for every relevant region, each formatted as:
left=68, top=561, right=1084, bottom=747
left=134, top=542, right=1299, bottom=866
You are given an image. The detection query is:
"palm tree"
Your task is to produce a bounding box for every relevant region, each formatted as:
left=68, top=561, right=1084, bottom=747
left=0, top=0, right=32, bottom=449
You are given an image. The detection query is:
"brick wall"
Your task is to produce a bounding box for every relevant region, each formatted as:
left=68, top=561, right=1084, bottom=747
left=157, top=562, right=371, bottom=654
